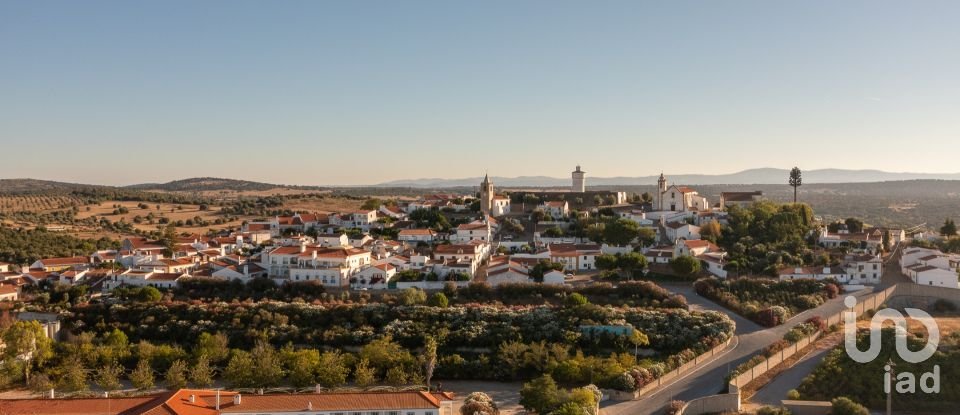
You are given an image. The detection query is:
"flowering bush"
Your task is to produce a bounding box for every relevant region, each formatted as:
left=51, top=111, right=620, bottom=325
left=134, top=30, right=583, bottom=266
left=695, top=277, right=834, bottom=326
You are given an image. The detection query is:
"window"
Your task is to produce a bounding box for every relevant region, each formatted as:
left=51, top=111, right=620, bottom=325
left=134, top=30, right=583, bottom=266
left=388, top=412, right=400, bottom=415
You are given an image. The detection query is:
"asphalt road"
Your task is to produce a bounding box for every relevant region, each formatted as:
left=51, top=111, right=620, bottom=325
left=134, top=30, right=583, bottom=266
left=600, top=284, right=875, bottom=415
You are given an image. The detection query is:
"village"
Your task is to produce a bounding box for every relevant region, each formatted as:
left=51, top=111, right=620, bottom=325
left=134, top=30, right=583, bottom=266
left=2, top=166, right=954, bottom=307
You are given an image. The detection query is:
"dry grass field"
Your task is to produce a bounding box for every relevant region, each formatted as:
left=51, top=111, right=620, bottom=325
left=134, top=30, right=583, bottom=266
left=0, top=184, right=418, bottom=240
left=856, top=315, right=960, bottom=335
left=74, top=200, right=245, bottom=233
left=280, top=196, right=365, bottom=213
left=138, top=188, right=334, bottom=200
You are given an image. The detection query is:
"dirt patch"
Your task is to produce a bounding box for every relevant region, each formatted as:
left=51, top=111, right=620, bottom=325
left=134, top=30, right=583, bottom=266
left=855, top=315, right=960, bottom=335
left=281, top=197, right=365, bottom=214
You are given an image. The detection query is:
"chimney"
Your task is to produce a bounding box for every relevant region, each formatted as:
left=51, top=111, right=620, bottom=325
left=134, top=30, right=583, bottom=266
left=189, top=394, right=196, bottom=403
left=233, top=393, right=242, bottom=405
left=307, top=402, right=313, bottom=411
left=300, top=243, right=307, bottom=253
left=48, top=389, right=55, bottom=399
left=315, top=384, right=322, bottom=393
left=216, top=390, right=221, bottom=410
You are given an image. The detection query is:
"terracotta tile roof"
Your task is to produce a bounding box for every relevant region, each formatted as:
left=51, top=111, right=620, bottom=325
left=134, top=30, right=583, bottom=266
left=37, top=256, right=89, bottom=266
left=0, top=284, right=18, bottom=295
left=246, top=223, right=271, bottom=231
left=683, top=240, right=721, bottom=252
left=457, top=222, right=488, bottom=231
left=136, top=389, right=453, bottom=414
left=0, top=395, right=163, bottom=415
left=548, top=243, right=601, bottom=255
left=399, top=229, right=436, bottom=236
left=148, top=273, right=186, bottom=281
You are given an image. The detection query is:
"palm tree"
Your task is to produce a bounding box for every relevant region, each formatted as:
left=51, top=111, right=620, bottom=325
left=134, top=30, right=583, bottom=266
left=789, top=167, right=802, bottom=203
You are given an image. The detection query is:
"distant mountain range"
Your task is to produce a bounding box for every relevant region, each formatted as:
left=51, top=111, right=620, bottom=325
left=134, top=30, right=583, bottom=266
left=4, top=169, right=960, bottom=194
left=374, top=168, right=960, bottom=188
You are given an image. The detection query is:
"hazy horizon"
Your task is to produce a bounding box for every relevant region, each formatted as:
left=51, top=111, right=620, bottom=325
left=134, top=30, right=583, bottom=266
left=3, top=1, right=960, bottom=185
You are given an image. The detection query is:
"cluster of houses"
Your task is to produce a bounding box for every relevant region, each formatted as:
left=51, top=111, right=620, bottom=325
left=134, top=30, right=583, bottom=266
left=4, top=168, right=955, bottom=302
left=899, top=246, right=960, bottom=288
left=0, top=191, right=527, bottom=297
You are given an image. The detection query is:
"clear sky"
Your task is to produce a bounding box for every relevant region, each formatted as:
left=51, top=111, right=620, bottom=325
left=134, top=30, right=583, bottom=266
left=2, top=1, right=959, bottom=186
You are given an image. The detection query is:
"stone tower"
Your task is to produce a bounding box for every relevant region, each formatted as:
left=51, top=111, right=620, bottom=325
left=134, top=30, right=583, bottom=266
left=571, top=165, right=586, bottom=193
left=480, top=173, right=494, bottom=216
left=657, top=172, right=667, bottom=211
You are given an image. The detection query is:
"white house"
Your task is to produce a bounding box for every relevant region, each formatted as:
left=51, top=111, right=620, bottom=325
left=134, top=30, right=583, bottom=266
left=818, top=228, right=882, bottom=252
left=137, top=257, right=198, bottom=274
left=490, top=196, right=511, bottom=217
left=260, top=244, right=372, bottom=287
left=844, top=253, right=883, bottom=284
left=909, top=266, right=959, bottom=288
left=450, top=221, right=491, bottom=244
left=540, top=201, right=570, bottom=219
left=433, top=243, right=488, bottom=276
left=106, top=270, right=187, bottom=290
left=543, top=269, right=566, bottom=285
left=353, top=263, right=397, bottom=289
left=0, top=284, right=19, bottom=302
left=546, top=243, right=601, bottom=272
left=398, top=228, right=438, bottom=244
left=315, top=233, right=349, bottom=247
left=698, top=253, right=728, bottom=278
left=379, top=204, right=408, bottom=220
left=211, top=263, right=268, bottom=281
left=29, top=256, right=90, bottom=272
left=485, top=257, right=533, bottom=286
left=779, top=266, right=848, bottom=283
left=665, top=222, right=701, bottom=242
left=675, top=239, right=721, bottom=258
left=330, top=210, right=378, bottom=231
left=644, top=247, right=675, bottom=264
